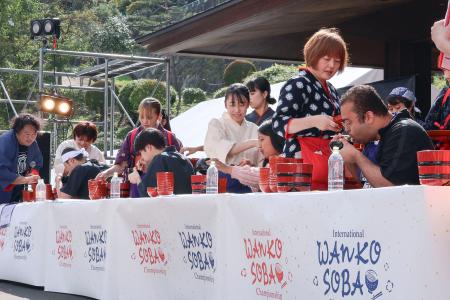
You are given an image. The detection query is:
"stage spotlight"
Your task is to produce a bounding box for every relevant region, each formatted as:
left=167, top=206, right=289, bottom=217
left=30, top=18, right=60, bottom=39
left=30, top=20, right=43, bottom=36
left=41, top=95, right=56, bottom=111
left=39, top=93, right=73, bottom=117
left=57, top=101, right=72, bottom=115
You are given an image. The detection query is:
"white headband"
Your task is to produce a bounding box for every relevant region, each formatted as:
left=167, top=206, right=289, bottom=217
left=61, top=148, right=88, bottom=163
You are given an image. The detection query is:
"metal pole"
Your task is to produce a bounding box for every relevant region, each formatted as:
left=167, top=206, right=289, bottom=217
left=43, top=84, right=104, bottom=91
left=52, top=121, right=58, bottom=167
left=0, top=99, right=38, bottom=104
left=44, top=49, right=165, bottom=64
left=38, top=48, right=44, bottom=92
left=23, top=76, right=39, bottom=111
left=0, top=78, right=19, bottom=117
left=165, top=57, right=171, bottom=119
left=0, top=67, right=78, bottom=77
left=110, top=89, right=136, bottom=127
left=103, top=59, right=109, bottom=159
left=110, top=78, right=115, bottom=158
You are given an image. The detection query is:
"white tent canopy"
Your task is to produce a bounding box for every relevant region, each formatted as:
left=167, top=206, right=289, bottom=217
left=171, top=67, right=384, bottom=155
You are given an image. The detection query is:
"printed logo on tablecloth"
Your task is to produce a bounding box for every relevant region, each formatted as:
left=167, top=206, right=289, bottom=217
left=0, top=227, right=7, bottom=252
left=53, top=225, right=74, bottom=268
left=314, top=229, right=393, bottom=299
left=130, top=224, right=168, bottom=276
left=13, top=222, right=33, bottom=260
left=84, top=225, right=107, bottom=271
left=178, top=224, right=215, bottom=284
left=241, top=229, right=293, bottom=299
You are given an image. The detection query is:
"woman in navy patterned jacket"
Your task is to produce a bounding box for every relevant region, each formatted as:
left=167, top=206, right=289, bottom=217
left=272, top=28, right=349, bottom=190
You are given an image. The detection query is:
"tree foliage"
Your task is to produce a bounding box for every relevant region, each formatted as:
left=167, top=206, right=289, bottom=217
left=223, top=59, right=256, bottom=85
left=243, top=64, right=298, bottom=84
left=182, top=87, right=206, bottom=104
left=125, top=79, right=178, bottom=111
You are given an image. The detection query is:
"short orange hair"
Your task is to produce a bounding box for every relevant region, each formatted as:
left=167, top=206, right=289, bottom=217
left=303, top=28, right=348, bottom=72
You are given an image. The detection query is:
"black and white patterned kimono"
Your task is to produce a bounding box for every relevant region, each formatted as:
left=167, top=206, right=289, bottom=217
left=272, top=68, right=341, bottom=157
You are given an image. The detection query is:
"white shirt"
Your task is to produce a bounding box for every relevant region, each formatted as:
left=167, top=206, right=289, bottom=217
left=53, top=139, right=105, bottom=175
left=204, top=112, right=262, bottom=166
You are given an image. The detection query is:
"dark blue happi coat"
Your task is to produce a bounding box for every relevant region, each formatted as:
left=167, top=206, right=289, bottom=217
left=0, top=129, right=43, bottom=203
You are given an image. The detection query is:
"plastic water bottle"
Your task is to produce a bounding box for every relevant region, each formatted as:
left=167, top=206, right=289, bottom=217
left=206, top=161, right=219, bottom=194
left=36, top=179, right=46, bottom=201
left=328, top=146, right=344, bottom=191
left=110, top=172, right=121, bottom=199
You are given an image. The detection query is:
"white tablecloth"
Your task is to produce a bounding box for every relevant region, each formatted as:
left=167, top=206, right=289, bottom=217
left=0, top=186, right=449, bottom=299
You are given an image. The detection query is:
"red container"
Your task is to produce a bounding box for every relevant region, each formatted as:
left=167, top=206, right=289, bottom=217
left=157, top=172, right=174, bottom=196
left=191, top=174, right=206, bottom=194
left=417, top=150, right=450, bottom=186
left=22, top=183, right=36, bottom=202
left=417, top=150, right=450, bottom=164
left=427, top=130, right=450, bottom=150
left=88, top=179, right=104, bottom=200
left=147, top=187, right=158, bottom=197
left=22, top=190, right=35, bottom=202
left=219, top=178, right=227, bottom=193
left=277, top=163, right=297, bottom=174
left=259, top=167, right=271, bottom=193
left=294, top=163, right=313, bottom=192
left=269, top=156, right=290, bottom=192
left=276, top=163, right=296, bottom=193
left=418, top=165, right=450, bottom=175
left=45, top=184, right=55, bottom=200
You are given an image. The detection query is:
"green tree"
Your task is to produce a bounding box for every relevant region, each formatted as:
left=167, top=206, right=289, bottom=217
left=182, top=87, right=206, bottom=104
left=90, top=15, right=136, bottom=53
left=223, top=60, right=256, bottom=85
left=243, top=64, right=298, bottom=84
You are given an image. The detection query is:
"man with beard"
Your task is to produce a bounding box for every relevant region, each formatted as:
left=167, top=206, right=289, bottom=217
left=334, top=85, right=433, bottom=187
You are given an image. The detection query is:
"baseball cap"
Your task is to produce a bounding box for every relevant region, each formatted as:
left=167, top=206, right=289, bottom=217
left=386, top=87, right=416, bottom=104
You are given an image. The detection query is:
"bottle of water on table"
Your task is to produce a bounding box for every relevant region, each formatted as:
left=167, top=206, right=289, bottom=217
left=36, top=179, right=46, bottom=201
left=206, top=160, right=218, bottom=194
left=328, top=146, right=344, bottom=191
left=110, top=172, right=121, bottom=199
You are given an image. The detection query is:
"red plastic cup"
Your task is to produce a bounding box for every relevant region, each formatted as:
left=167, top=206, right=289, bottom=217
left=157, top=172, right=174, bottom=196
left=191, top=174, right=206, bottom=194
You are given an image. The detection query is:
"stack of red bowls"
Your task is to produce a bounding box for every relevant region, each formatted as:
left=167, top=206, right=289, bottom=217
left=269, top=156, right=288, bottom=192
left=259, top=167, right=271, bottom=193
left=156, top=172, right=174, bottom=196
left=294, top=163, right=313, bottom=191
left=276, top=163, right=296, bottom=192
left=191, top=174, right=206, bottom=194
left=88, top=179, right=105, bottom=200
left=417, top=150, right=450, bottom=186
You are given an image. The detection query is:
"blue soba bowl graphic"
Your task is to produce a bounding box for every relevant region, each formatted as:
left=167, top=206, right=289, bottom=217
left=365, top=269, right=378, bottom=294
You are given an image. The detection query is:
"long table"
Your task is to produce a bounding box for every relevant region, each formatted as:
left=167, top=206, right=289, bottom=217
left=0, top=186, right=449, bottom=299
